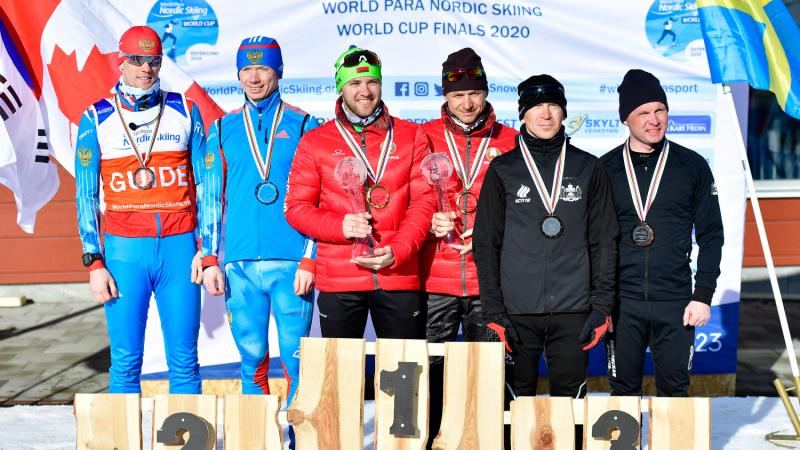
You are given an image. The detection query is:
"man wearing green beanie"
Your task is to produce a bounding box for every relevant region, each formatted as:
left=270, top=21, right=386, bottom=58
left=285, top=46, right=436, bottom=339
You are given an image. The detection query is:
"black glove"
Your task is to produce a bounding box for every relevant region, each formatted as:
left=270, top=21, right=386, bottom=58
left=579, top=310, right=610, bottom=350
left=486, top=315, right=520, bottom=353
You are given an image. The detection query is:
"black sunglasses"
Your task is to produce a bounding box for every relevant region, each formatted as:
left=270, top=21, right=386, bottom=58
left=124, top=54, right=163, bottom=67
left=519, top=84, right=564, bottom=101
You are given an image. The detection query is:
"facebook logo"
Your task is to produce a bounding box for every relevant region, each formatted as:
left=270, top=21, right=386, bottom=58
left=395, top=82, right=409, bottom=96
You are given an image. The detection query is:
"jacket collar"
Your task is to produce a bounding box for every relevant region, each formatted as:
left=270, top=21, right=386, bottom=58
left=334, top=97, right=392, bottom=133
left=441, top=102, right=497, bottom=138
left=245, top=89, right=281, bottom=112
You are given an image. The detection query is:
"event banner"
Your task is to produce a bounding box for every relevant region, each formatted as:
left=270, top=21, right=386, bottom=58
left=107, top=0, right=745, bottom=379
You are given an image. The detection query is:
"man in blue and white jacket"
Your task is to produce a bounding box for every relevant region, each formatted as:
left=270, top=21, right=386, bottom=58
left=198, top=36, right=318, bottom=404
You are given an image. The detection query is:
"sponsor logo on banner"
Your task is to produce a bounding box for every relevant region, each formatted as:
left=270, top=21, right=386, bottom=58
left=645, top=0, right=704, bottom=64
left=146, top=0, right=220, bottom=66
left=414, top=82, right=428, bottom=96
left=395, top=82, right=410, bottom=96
left=667, top=115, right=712, bottom=135
left=565, top=113, right=624, bottom=137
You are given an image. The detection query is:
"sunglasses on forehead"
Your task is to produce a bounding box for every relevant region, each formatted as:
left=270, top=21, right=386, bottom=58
left=339, top=50, right=381, bottom=68
left=124, top=54, right=163, bottom=67
left=520, top=84, right=564, bottom=100
left=442, top=67, right=485, bottom=82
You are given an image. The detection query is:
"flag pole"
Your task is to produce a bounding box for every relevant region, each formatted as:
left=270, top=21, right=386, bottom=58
left=722, top=84, right=800, bottom=438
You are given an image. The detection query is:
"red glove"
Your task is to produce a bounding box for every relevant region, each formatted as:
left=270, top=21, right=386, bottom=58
left=580, top=310, right=610, bottom=350
left=487, top=316, right=519, bottom=353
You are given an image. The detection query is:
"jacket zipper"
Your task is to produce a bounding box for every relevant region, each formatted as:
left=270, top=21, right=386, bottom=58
left=544, top=236, right=551, bottom=312
left=361, top=131, right=380, bottom=290
left=644, top=247, right=650, bottom=301
left=461, top=136, right=471, bottom=297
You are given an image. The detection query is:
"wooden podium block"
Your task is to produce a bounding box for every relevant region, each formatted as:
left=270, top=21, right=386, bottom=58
left=374, top=339, right=429, bottom=450
left=511, top=397, right=575, bottom=450
left=74, top=393, right=141, bottom=450
left=584, top=396, right=641, bottom=450
left=152, top=394, right=217, bottom=450
left=649, top=397, right=710, bottom=450
left=432, top=342, right=504, bottom=450
left=288, top=337, right=366, bottom=450
left=223, top=394, right=282, bottom=450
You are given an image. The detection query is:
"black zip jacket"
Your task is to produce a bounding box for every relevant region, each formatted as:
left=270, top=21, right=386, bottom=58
left=599, top=139, right=723, bottom=304
left=473, top=127, right=619, bottom=317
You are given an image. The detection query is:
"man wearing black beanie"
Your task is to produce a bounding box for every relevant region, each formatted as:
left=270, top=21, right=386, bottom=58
left=473, top=74, right=619, bottom=399
left=420, top=47, right=518, bottom=449
left=600, top=69, right=723, bottom=397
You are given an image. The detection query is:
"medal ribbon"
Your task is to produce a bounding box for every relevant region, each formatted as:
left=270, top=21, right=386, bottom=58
left=115, top=94, right=164, bottom=167
left=622, top=139, right=670, bottom=222
left=444, top=129, right=491, bottom=192
left=334, top=119, right=394, bottom=184
left=243, top=101, right=284, bottom=181
left=518, top=136, right=567, bottom=215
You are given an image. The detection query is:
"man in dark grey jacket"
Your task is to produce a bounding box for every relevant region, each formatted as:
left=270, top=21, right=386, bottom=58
left=600, top=69, right=723, bottom=397
left=473, top=74, right=619, bottom=397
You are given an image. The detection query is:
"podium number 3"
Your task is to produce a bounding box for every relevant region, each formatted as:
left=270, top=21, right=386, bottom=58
left=591, top=410, right=639, bottom=450
left=156, top=412, right=214, bottom=450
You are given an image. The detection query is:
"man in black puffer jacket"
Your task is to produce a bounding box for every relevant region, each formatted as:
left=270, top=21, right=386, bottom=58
left=473, top=74, right=619, bottom=398
left=600, top=69, right=723, bottom=397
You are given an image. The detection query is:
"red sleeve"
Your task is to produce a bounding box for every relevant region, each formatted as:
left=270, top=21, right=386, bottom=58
left=285, top=134, right=351, bottom=244
left=387, top=126, right=436, bottom=267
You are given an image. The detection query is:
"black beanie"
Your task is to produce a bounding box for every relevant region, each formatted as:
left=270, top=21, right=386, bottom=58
left=442, top=48, right=488, bottom=94
left=617, top=69, right=669, bottom=121
left=517, top=74, right=567, bottom=119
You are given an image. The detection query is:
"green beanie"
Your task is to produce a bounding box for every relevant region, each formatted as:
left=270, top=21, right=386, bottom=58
left=334, top=46, right=382, bottom=92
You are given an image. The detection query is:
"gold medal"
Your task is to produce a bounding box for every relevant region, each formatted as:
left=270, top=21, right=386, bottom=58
left=455, top=190, right=478, bottom=214
left=366, top=184, right=390, bottom=209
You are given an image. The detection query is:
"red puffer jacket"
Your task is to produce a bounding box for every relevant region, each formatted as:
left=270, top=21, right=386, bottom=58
left=285, top=99, right=435, bottom=292
left=419, top=104, right=518, bottom=297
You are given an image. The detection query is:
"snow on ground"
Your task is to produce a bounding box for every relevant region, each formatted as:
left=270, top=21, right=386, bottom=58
left=0, top=397, right=798, bottom=449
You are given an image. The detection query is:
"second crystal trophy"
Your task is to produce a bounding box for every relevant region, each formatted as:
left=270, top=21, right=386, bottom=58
left=421, top=152, right=463, bottom=252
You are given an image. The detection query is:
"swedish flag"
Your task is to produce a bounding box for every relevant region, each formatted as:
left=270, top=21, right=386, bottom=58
left=698, top=0, right=800, bottom=119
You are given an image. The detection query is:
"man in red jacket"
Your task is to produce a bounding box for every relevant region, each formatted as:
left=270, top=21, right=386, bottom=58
left=285, top=46, right=435, bottom=339
left=419, top=47, right=518, bottom=445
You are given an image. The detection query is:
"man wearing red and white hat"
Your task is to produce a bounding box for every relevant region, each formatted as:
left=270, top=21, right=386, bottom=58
left=74, top=26, right=206, bottom=393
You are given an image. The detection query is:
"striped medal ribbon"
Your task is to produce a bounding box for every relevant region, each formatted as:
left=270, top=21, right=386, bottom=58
left=244, top=101, right=284, bottom=205
left=334, top=118, right=395, bottom=208
left=518, top=135, right=567, bottom=239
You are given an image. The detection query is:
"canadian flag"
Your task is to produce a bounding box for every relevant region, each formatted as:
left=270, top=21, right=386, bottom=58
left=0, top=0, right=224, bottom=175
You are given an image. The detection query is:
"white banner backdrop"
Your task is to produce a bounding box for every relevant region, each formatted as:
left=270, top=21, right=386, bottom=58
left=112, top=0, right=745, bottom=379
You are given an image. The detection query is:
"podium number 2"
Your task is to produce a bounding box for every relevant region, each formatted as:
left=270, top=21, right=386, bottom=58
left=591, top=410, right=639, bottom=450
left=156, top=412, right=214, bottom=450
